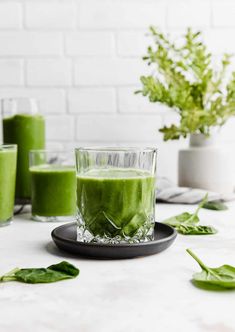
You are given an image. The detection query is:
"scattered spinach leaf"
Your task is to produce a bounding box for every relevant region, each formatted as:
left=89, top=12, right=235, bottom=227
left=48, top=261, right=79, bottom=277
left=187, top=249, right=235, bottom=290
left=176, top=225, right=217, bottom=235
left=203, top=200, right=228, bottom=211
left=163, top=194, right=217, bottom=235
left=162, top=212, right=199, bottom=228
left=163, top=194, right=207, bottom=227
left=0, top=261, right=79, bottom=284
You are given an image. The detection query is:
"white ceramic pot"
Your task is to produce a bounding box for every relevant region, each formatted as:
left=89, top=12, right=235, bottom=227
left=178, top=133, right=235, bottom=194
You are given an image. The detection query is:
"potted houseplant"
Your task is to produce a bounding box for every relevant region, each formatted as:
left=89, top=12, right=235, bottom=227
left=137, top=27, right=235, bottom=194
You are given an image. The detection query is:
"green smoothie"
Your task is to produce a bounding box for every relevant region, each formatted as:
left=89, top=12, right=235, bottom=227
left=0, top=147, right=17, bottom=223
left=30, top=165, right=76, bottom=217
left=3, top=114, right=45, bottom=200
left=77, top=168, right=155, bottom=241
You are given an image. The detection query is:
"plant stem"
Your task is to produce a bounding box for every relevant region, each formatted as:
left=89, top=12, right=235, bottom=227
left=194, top=193, right=208, bottom=216
left=186, top=248, right=211, bottom=272
left=186, top=248, right=222, bottom=280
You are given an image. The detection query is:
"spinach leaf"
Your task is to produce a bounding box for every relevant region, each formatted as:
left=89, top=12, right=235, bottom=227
left=0, top=261, right=79, bottom=284
left=164, top=193, right=207, bottom=227
left=176, top=225, right=217, bottom=235
left=162, top=212, right=199, bottom=227
left=163, top=194, right=217, bottom=235
left=48, top=261, right=79, bottom=277
left=203, top=201, right=228, bottom=211
left=187, top=249, right=235, bottom=290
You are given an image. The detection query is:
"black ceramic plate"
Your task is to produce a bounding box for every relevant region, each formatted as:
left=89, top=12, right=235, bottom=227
left=51, top=222, right=177, bottom=259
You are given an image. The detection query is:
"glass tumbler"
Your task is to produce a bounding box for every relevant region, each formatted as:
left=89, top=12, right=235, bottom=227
left=29, top=150, right=77, bottom=222
left=75, top=147, right=157, bottom=244
left=2, top=98, right=45, bottom=204
left=0, top=145, right=17, bottom=226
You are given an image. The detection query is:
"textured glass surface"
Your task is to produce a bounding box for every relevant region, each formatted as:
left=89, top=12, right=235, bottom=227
left=76, top=148, right=157, bottom=244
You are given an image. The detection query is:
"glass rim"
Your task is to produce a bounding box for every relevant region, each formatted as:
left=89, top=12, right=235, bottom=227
left=0, top=144, right=17, bottom=150
left=75, top=146, right=157, bottom=153
left=1, top=98, right=39, bottom=116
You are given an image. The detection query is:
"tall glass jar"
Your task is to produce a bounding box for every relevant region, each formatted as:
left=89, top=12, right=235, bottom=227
left=2, top=98, right=45, bottom=203
left=75, top=147, right=157, bottom=244
left=0, top=145, right=17, bottom=226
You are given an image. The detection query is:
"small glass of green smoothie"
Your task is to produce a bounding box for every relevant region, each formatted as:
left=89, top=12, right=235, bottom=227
left=29, top=150, right=77, bottom=222
left=75, top=147, right=157, bottom=244
left=0, top=145, right=17, bottom=226
left=2, top=98, right=45, bottom=204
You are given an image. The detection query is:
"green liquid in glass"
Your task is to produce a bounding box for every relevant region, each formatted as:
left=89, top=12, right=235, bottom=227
left=3, top=114, right=45, bottom=200
left=30, top=165, right=77, bottom=217
left=0, top=149, right=17, bottom=222
left=77, top=168, right=155, bottom=242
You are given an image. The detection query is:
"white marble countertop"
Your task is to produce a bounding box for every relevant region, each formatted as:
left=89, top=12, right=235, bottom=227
left=1, top=203, right=235, bottom=332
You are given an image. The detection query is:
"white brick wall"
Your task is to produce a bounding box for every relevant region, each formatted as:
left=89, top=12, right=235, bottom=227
left=0, top=2, right=22, bottom=29
left=26, top=59, right=71, bottom=86
left=118, top=87, right=170, bottom=113
left=65, top=32, right=115, bottom=56
left=79, top=1, right=166, bottom=29
left=75, top=114, right=163, bottom=142
left=0, top=32, right=63, bottom=56
left=0, top=88, right=66, bottom=114
left=68, top=88, right=116, bottom=113
left=0, top=60, right=23, bottom=86
left=0, top=0, right=234, bottom=182
left=25, top=2, right=77, bottom=29
left=117, top=32, right=150, bottom=57
left=46, top=115, right=75, bottom=141
left=167, top=1, right=211, bottom=28
left=212, top=1, right=235, bottom=27
left=74, top=58, right=145, bottom=86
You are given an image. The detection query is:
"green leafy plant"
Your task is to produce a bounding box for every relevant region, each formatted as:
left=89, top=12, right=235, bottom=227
left=202, top=200, right=228, bottom=211
left=0, top=261, right=79, bottom=284
left=163, top=194, right=217, bottom=235
left=137, top=27, right=235, bottom=140
left=187, top=249, right=235, bottom=290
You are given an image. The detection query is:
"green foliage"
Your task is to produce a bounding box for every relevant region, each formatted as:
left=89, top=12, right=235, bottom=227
left=0, top=261, right=79, bottom=284
left=163, top=194, right=217, bottom=235
left=137, top=27, right=235, bottom=140
left=202, top=200, right=228, bottom=211
left=187, top=249, right=235, bottom=290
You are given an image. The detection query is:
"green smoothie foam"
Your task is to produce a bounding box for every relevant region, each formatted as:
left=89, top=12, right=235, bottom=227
left=0, top=148, right=17, bottom=222
left=30, top=165, right=76, bottom=217
left=77, top=168, right=155, bottom=241
left=3, top=113, right=45, bottom=200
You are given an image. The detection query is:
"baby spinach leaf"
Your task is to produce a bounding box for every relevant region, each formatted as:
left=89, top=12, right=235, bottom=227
left=15, top=268, right=74, bottom=284
left=176, top=225, right=217, bottom=235
left=0, top=261, right=79, bottom=284
left=163, top=194, right=217, bottom=235
left=203, top=201, right=228, bottom=211
left=164, top=193, right=208, bottom=227
left=187, top=249, right=235, bottom=289
left=48, top=261, right=79, bottom=277
left=162, top=212, right=199, bottom=227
